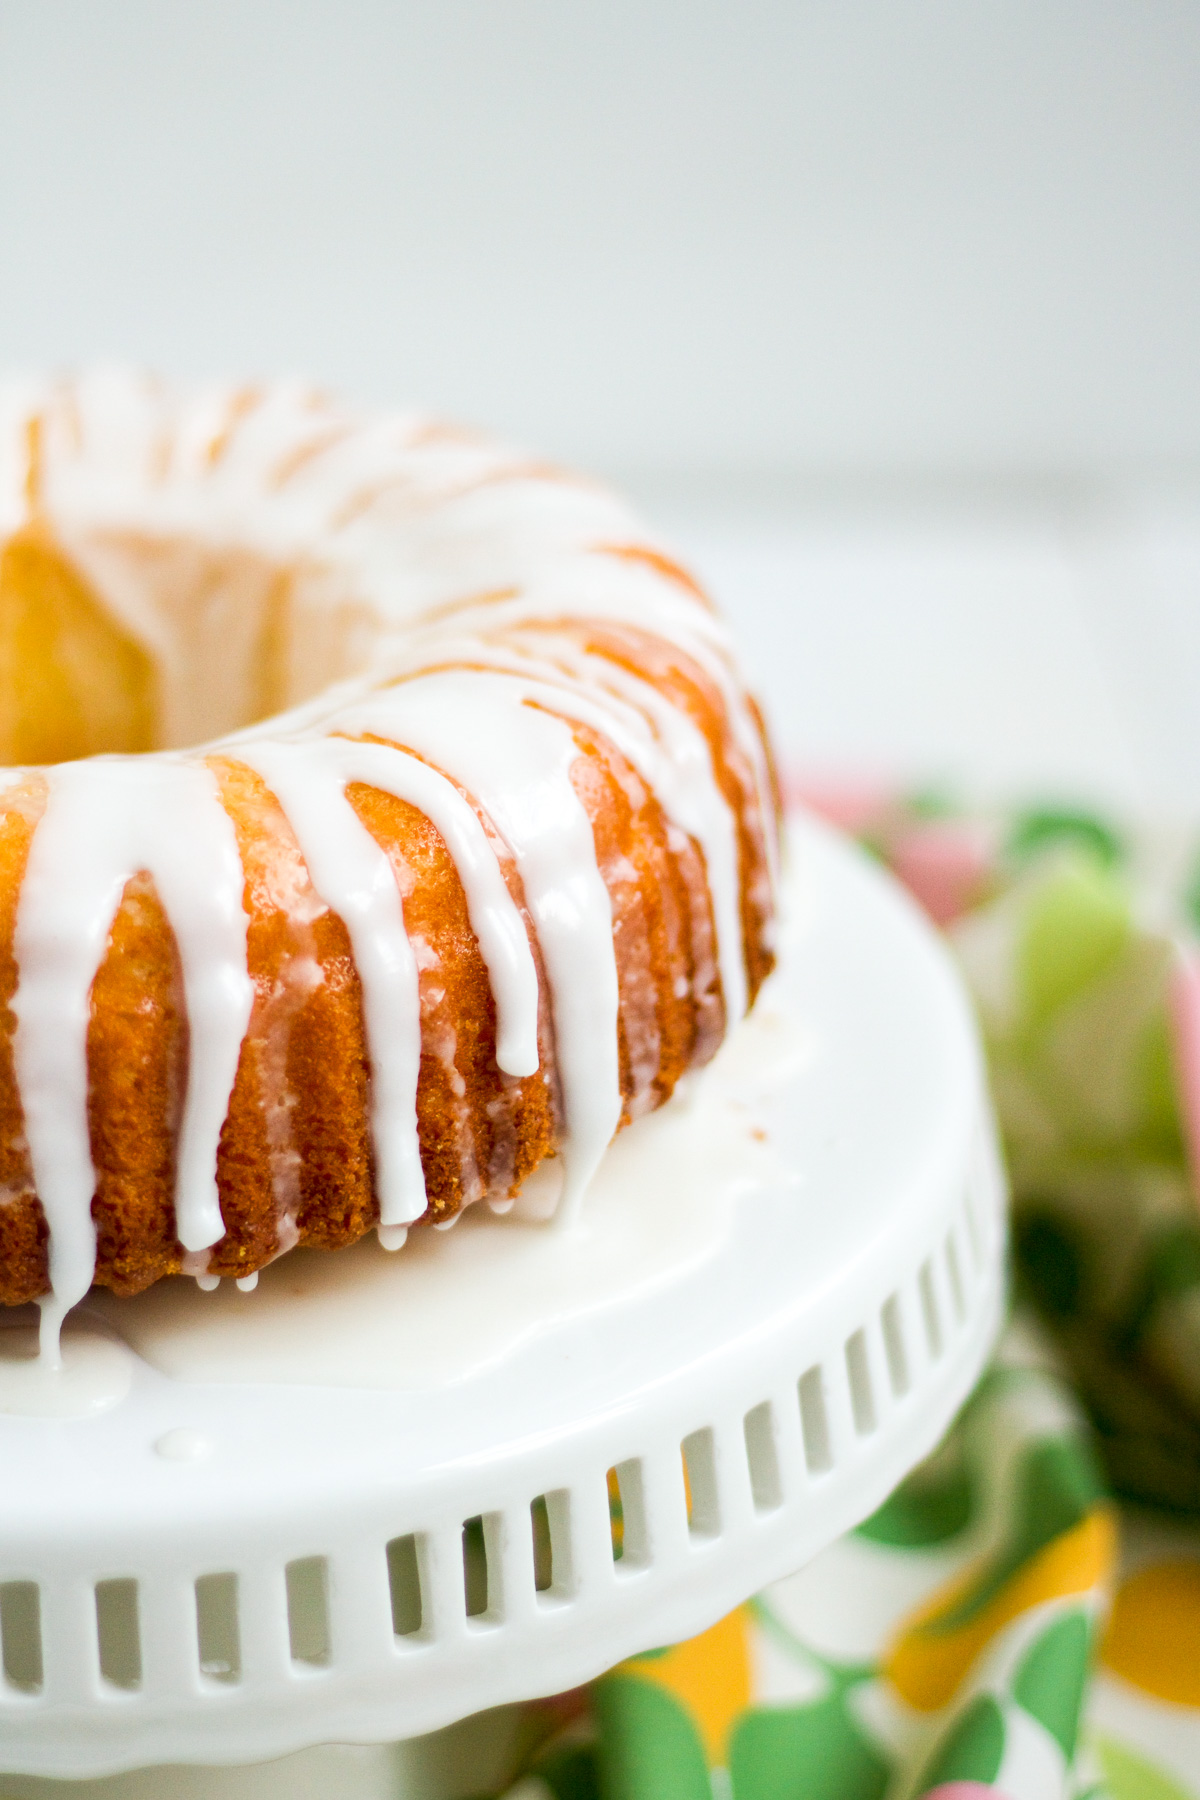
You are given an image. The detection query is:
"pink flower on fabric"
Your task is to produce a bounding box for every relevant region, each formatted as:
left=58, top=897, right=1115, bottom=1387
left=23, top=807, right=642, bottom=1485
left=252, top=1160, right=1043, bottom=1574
left=920, top=1786, right=1014, bottom=1800
left=890, top=821, right=992, bottom=926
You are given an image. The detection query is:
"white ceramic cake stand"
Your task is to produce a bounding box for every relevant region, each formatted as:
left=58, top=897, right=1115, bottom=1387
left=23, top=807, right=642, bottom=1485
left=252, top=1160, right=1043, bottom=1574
left=0, top=814, right=1005, bottom=1787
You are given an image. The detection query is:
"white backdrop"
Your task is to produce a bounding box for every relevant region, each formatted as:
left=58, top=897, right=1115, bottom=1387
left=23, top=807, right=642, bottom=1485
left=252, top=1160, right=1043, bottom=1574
left=2, top=0, right=1199, bottom=479
left=3, top=1, right=1200, bottom=809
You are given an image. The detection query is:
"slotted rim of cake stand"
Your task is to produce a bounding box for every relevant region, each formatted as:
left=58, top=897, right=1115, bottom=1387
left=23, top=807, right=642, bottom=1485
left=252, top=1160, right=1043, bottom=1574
left=0, top=814, right=1006, bottom=1778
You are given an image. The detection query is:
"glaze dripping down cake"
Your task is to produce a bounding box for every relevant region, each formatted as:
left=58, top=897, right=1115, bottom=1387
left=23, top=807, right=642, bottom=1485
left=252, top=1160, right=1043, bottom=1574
left=0, top=372, right=779, bottom=1346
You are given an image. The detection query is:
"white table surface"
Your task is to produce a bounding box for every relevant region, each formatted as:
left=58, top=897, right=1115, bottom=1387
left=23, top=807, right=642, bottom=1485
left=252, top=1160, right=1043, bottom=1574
left=640, top=479, right=1200, bottom=821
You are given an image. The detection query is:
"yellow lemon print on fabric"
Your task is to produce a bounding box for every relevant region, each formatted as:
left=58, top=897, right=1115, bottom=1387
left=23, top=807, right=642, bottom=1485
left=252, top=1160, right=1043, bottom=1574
left=1102, top=1559, right=1200, bottom=1706
left=620, top=1607, right=752, bottom=1768
left=886, top=1508, right=1115, bottom=1712
left=608, top=1466, right=625, bottom=1558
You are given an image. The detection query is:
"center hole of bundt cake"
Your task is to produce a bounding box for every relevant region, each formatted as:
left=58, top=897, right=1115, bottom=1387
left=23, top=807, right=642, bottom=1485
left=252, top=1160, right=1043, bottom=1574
left=0, top=527, right=156, bottom=764
left=0, top=525, right=348, bottom=764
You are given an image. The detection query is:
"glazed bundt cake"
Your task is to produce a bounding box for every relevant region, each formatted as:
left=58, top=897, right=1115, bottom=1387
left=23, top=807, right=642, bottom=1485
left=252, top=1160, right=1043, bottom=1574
left=0, top=372, right=779, bottom=1350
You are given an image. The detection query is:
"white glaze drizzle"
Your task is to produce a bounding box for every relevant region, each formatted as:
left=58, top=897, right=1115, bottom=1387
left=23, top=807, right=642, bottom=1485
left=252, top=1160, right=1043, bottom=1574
left=11, top=756, right=252, bottom=1362
left=0, top=372, right=777, bottom=1336
left=401, top=578, right=780, bottom=911
left=392, top=631, right=749, bottom=1025
left=236, top=736, right=540, bottom=1227
left=235, top=740, right=426, bottom=1226
left=331, top=673, right=622, bottom=1223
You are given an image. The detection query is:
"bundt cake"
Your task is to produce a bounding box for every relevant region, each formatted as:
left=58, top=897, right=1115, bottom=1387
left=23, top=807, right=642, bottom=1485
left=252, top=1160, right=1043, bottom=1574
left=0, top=371, right=779, bottom=1354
